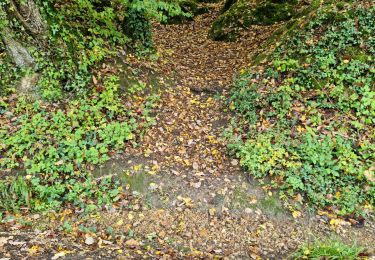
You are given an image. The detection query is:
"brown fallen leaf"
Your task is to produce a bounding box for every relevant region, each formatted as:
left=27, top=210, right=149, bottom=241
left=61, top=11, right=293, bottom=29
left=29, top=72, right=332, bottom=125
left=0, top=236, right=13, bottom=248
left=125, top=239, right=139, bottom=249
left=190, top=181, right=201, bottom=188
left=364, top=166, right=375, bottom=183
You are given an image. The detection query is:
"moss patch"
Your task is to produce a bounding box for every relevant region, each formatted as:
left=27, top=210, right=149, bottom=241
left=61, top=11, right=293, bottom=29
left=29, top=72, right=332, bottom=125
left=209, top=0, right=309, bottom=41
left=166, top=0, right=210, bottom=24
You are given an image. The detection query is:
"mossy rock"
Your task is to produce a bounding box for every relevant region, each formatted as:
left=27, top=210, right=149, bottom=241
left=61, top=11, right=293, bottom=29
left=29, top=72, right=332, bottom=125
left=248, top=0, right=332, bottom=66
left=209, top=0, right=302, bottom=41
left=221, top=0, right=238, bottom=13
left=166, top=0, right=210, bottom=24
left=197, top=0, right=221, bottom=2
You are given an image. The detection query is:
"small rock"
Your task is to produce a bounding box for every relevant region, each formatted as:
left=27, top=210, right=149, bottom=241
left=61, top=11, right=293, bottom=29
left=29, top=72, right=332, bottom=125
left=231, top=159, right=239, bottom=166
left=245, top=208, right=253, bottom=214
left=85, top=236, right=95, bottom=245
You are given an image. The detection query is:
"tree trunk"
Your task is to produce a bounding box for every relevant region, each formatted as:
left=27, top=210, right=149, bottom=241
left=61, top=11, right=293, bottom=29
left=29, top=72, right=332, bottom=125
left=1, top=0, right=46, bottom=96
left=8, top=0, right=47, bottom=37
left=1, top=0, right=47, bottom=68
left=1, top=27, right=35, bottom=68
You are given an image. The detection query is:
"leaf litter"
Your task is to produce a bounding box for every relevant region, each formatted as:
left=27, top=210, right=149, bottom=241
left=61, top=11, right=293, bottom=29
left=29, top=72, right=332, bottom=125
left=1, top=1, right=375, bottom=259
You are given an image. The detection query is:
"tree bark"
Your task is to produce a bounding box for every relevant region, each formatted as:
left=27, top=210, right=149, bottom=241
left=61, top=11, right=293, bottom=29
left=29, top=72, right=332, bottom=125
left=1, top=27, right=35, bottom=68
left=1, top=0, right=46, bottom=67
left=8, top=0, right=47, bottom=37
left=0, top=0, right=46, bottom=96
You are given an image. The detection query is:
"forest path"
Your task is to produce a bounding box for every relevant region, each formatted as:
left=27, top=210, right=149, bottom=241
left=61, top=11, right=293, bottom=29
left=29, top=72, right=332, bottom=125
left=88, top=3, right=375, bottom=258
left=2, top=2, right=375, bottom=260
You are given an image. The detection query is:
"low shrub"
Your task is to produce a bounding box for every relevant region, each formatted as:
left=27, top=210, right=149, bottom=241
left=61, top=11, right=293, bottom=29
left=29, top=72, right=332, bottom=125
left=228, top=2, right=375, bottom=215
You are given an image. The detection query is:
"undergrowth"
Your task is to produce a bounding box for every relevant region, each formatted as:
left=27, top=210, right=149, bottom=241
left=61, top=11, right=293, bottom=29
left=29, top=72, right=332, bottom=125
left=228, top=2, right=375, bottom=216
left=0, top=0, right=186, bottom=100
left=293, top=239, right=365, bottom=260
left=0, top=76, right=157, bottom=213
left=0, top=0, right=184, bottom=214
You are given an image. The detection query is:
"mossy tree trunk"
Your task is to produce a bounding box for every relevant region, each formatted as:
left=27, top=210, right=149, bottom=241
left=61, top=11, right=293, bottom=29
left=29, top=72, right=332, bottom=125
left=1, top=0, right=47, bottom=94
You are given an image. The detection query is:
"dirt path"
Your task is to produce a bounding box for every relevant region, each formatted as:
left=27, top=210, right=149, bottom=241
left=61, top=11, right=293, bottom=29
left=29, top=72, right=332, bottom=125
left=1, top=2, right=375, bottom=260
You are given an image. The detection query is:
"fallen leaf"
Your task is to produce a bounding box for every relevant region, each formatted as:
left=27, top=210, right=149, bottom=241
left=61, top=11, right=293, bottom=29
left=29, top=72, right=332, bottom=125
left=190, top=181, right=201, bottom=188
left=51, top=251, right=66, bottom=260
left=54, top=160, right=64, bottom=166
left=209, top=208, right=216, bottom=216
left=125, top=239, right=139, bottom=249
left=28, top=245, right=40, bottom=255
left=292, top=211, right=302, bottom=218
left=8, top=241, right=26, bottom=246
left=364, top=167, right=375, bottom=183
left=0, top=236, right=12, bottom=247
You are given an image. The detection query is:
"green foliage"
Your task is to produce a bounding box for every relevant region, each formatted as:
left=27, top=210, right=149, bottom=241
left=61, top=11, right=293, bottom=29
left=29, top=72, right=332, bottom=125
left=123, top=8, right=153, bottom=52
left=0, top=77, right=138, bottom=212
left=229, top=3, right=375, bottom=215
left=0, top=0, right=170, bottom=213
left=1, top=0, right=186, bottom=100
left=293, top=239, right=364, bottom=260
left=0, top=52, right=25, bottom=95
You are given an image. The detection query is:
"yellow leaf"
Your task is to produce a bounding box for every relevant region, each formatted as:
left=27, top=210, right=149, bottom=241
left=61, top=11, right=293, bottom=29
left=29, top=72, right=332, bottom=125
left=148, top=170, right=157, bottom=175
left=182, top=197, right=193, bottom=208
left=209, top=208, right=216, bottom=216
left=292, top=211, right=302, bottom=218
left=297, top=125, right=305, bottom=133
left=133, top=164, right=142, bottom=171
left=115, top=219, right=124, bottom=227
left=29, top=245, right=40, bottom=254
left=184, top=159, right=191, bottom=166
left=51, top=251, right=69, bottom=260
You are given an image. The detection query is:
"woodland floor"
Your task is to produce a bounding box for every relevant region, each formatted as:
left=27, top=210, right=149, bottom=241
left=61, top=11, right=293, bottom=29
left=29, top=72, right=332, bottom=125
left=1, top=3, right=375, bottom=260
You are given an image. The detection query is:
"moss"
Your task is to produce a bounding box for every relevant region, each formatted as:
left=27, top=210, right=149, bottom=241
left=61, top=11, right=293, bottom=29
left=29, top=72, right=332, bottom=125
left=259, top=196, right=286, bottom=216
left=166, top=0, right=210, bottom=24
left=252, top=2, right=297, bottom=25
left=209, top=0, right=252, bottom=41
left=121, top=172, right=148, bottom=193
left=248, top=0, right=322, bottom=65
left=221, top=0, right=238, bottom=13
left=197, top=0, right=221, bottom=2
left=209, top=0, right=303, bottom=41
